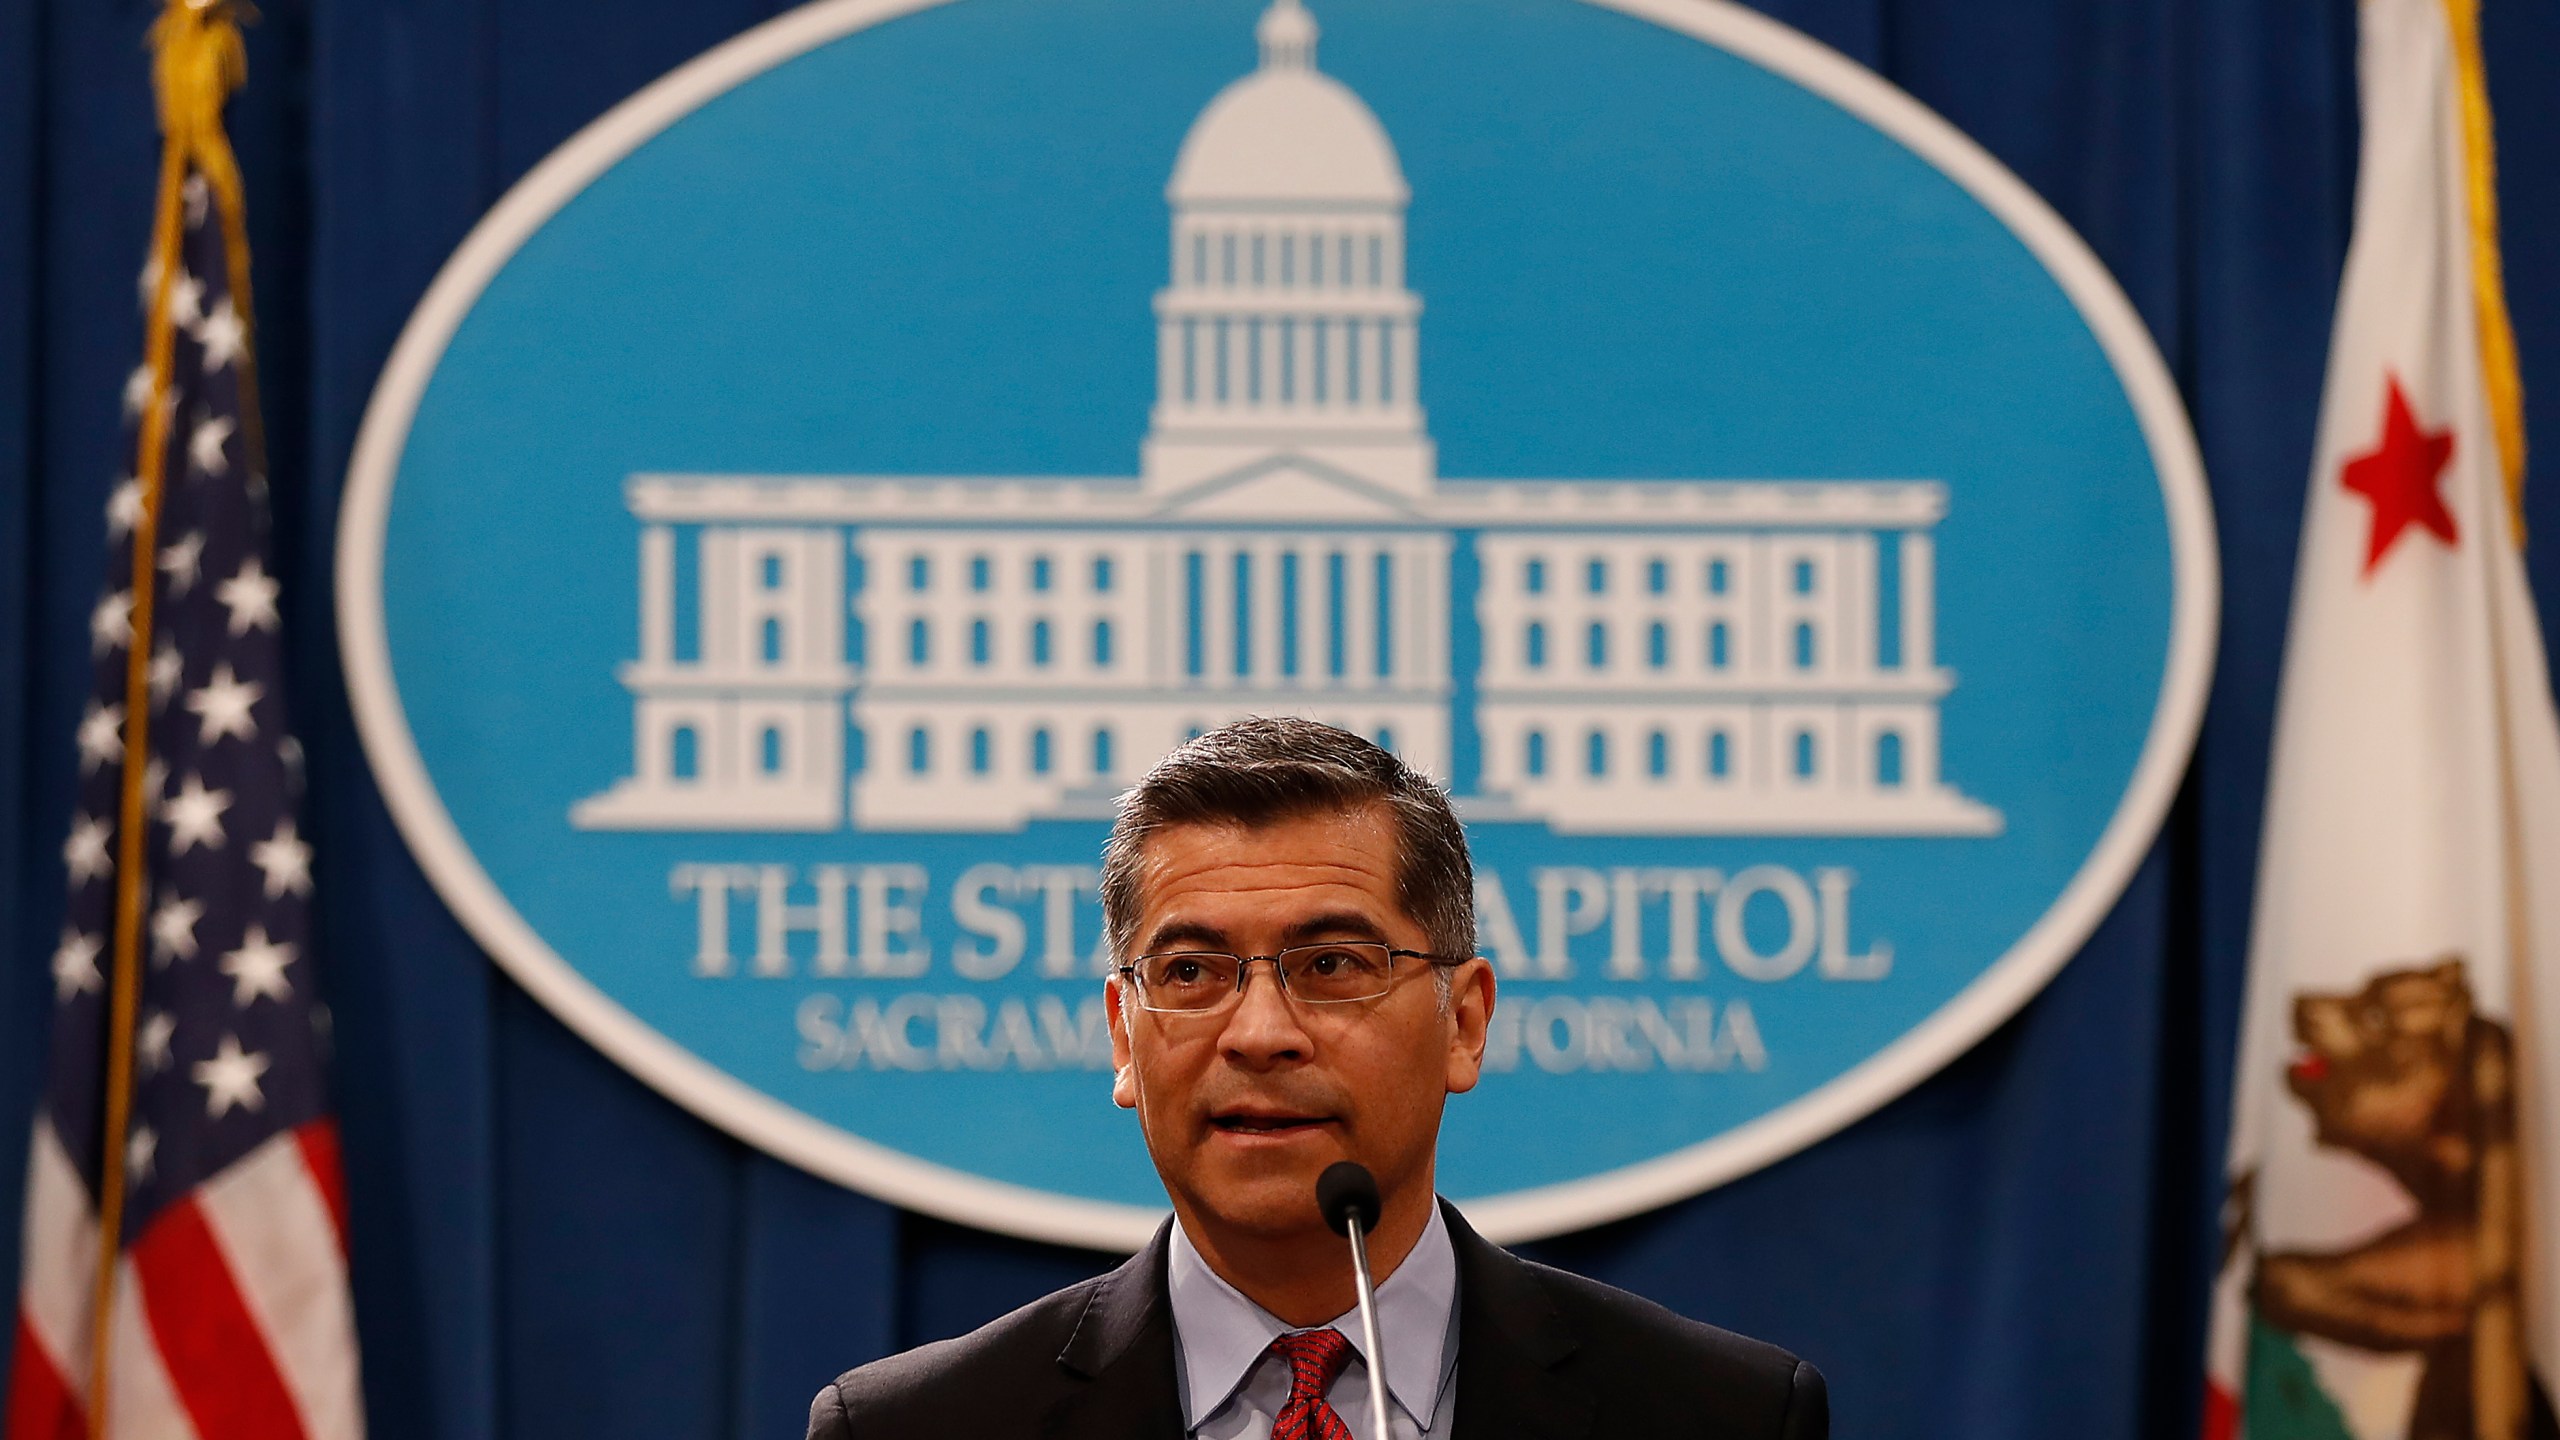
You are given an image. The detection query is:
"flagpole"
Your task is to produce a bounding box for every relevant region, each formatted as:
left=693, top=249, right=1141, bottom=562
left=86, top=5, right=251, bottom=1433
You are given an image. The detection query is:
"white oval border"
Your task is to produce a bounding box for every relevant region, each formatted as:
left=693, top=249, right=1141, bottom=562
left=337, top=0, right=2220, bottom=1251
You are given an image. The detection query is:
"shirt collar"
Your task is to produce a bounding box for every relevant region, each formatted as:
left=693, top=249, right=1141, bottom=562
left=1167, top=1201, right=1458, bottom=1430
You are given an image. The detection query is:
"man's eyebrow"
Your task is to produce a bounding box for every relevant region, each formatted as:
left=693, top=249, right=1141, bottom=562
left=1140, top=919, right=1230, bottom=953
left=1281, top=911, right=1389, bottom=946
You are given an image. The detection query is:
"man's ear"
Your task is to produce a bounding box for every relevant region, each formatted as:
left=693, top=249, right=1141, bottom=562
left=1443, top=958, right=1496, bottom=1095
left=1107, top=972, right=1139, bottom=1109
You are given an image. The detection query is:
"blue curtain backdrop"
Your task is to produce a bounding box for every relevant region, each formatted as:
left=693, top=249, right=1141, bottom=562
left=4, top=0, right=2558, bottom=1436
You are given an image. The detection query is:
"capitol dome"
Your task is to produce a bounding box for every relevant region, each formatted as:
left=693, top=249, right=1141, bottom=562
left=1166, top=0, right=1408, bottom=207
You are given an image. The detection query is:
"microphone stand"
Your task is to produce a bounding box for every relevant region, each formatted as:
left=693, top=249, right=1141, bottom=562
left=1319, top=1162, right=1395, bottom=1440
left=1341, top=1209, right=1394, bottom=1440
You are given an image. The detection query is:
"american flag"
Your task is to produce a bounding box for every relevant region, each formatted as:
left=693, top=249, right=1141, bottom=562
left=5, top=79, right=364, bottom=1440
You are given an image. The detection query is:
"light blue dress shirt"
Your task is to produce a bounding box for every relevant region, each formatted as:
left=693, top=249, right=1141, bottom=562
left=1167, top=1202, right=1460, bottom=1440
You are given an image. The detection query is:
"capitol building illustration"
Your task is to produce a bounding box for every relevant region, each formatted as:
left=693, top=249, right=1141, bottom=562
left=573, top=0, right=1999, bottom=837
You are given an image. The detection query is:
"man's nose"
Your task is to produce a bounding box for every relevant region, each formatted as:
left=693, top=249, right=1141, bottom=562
left=1218, top=962, right=1313, bottom=1067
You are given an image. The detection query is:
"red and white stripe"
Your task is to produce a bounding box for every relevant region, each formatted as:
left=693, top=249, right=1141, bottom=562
left=7, top=1121, right=362, bottom=1440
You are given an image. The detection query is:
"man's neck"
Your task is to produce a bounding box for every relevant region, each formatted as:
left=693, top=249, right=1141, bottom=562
left=1174, top=1180, right=1438, bottom=1328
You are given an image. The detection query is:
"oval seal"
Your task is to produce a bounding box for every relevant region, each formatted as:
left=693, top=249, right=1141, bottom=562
left=340, top=0, right=2217, bottom=1247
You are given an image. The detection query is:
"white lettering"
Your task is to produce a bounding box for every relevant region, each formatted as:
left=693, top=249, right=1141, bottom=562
left=672, top=863, right=753, bottom=976
left=950, top=864, right=1028, bottom=980
left=1715, top=865, right=1817, bottom=982
left=857, top=865, right=930, bottom=977
left=1816, top=868, right=1890, bottom=979
left=1531, top=867, right=1607, bottom=979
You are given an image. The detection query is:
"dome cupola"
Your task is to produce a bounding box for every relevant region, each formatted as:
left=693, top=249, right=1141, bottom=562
left=1166, top=0, right=1407, bottom=208
left=1145, top=0, right=1432, bottom=495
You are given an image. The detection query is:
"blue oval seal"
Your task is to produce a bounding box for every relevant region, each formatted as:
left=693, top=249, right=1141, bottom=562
left=339, top=0, right=2217, bottom=1247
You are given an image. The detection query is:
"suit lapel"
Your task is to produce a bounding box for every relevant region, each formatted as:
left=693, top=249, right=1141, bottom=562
left=1043, top=1220, right=1188, bottom=1440
left=1445, top=1204, right=1593, bottom=1440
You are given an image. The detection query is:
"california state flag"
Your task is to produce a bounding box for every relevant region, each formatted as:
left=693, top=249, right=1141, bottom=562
left=2201, top=0, right=2560, bottom=1437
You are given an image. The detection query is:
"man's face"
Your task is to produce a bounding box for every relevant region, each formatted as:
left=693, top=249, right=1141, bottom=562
left=1107, top=804, right=1494, bottom=1243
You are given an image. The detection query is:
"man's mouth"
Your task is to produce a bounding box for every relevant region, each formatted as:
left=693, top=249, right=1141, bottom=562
left=1211, top=1112, right=1333, bottom=1136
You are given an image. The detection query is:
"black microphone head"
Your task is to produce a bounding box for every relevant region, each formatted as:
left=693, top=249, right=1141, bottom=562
left=1316, top=1161, right=1382, bottom=1236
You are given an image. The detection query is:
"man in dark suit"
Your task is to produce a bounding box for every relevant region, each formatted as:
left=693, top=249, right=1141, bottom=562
left=810, top=718, right=1827, bottom=1439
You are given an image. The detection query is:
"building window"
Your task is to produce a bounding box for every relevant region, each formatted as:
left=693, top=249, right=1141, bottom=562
left=1030, top=619, right=1052, bottom=667
left=671, top=725, right=699, bottom=781
left=1339, top=234, right=1354, bottom=288
left=849, top=725, right=866, bottom=774
left=1092, top=555, right=1114, bottom=592
left=1585, top=622, right=1607, bottom=669
left=1093, top=618, right=1115, bottom=668
left=1524, top=558, right=1545, bottom=595
left=847, top=616, right=865, bottom=667
left=1031, top=555, right=1053, bottom=592
left=1092, top=726, right=1115, bottom=775
left=1279, top=552, right=1301, bottom=677
left=761, top=617, right=784, bottom=665
left=907, top=618, right=930, bottom=666
left=1234, top=550, right=1255, bottom=677
left=970, top=618, right=991, bottom=666
left=1185, top=725, right=1206, bottom=743
left=1374, top=551, right=1395, bottom=678
left=1710, top=622, right=1731, bottom=669
left=908, top=554, right=930, bottom=592
left=1191, top=232, right=1206, bottom=284
left=761, top=726, right=784, bottom=775
left=1876, top=730, right=1905, bottom=787
left=970, top=554, right=992, bottom=592
left=1585, top=729, right=1609, bottom=778
left=1646, top=622, right=1668, bottom=669
left=1280, top=234, right=1295, bottom=286
left=970, top=727, right=991, bottom=776
left=1031, top=727, right=1053, bottom=775
left=1708, top=558, right=1730, bottom=595
left=1794, top=622, right=1817, bottom=670
left=1524, top=621, right=1546, bottom=669
left=1585, top=557, right=1607, bottom=595
left=1794, top=559, right=1817, bottom=595
left=1184, top=549, right=1206, bottom=677
left=1646, top=558, right=1667, bottom=594
left=1647, top=729, right=1669, bottom=777
left=1375, top=726, right=1395, bottom=753
left=1311, top=230, right=1326, bottom=285
left=1327, top=552, right=1348, bottom=678
left=907, top=726, right=931, bottom=775
left=761, top=554, right=784, bottom=589
left=1794, top=730, right=1817, bottom=779
left=1707, top=729, right=1730, bottom=778
left=1252, top=233, right=1266, bottom=286
left=1525, top=729, right=1547, bottom=778
left=1367, top=233, right=1383, bottom=286
left=1221, top=232, right=1236, bottom=286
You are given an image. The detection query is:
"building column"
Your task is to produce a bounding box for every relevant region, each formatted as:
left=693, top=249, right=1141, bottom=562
left=640, top=524, right=675, bottom=666
left=1901, top=531, right=1936, bottom=671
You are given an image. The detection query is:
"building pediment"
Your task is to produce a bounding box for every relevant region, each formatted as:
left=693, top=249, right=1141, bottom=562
left=1146, top=453, right=1428, bottom=522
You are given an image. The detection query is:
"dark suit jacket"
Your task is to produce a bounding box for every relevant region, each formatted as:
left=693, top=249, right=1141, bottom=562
left=807, top=1202, right=1827, bottom=1439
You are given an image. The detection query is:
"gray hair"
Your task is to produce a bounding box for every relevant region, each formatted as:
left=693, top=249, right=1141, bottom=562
left=1099, top=718, right=1477, bottom=968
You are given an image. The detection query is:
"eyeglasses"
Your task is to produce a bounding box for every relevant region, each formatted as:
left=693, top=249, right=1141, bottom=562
left=1117, top=941, right=1471, bottom=1013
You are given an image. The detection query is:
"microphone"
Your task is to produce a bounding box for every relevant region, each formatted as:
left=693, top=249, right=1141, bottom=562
left=1316, top=1161, right=1393, bottom=1440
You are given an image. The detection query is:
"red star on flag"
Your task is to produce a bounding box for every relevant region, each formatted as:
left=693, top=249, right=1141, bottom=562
left=2339, top=373, right=2458, bottom=575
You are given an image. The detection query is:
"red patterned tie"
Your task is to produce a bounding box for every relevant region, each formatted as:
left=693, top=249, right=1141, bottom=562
left=1267, top=1327, right=1359, bottom=1440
